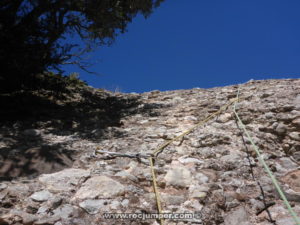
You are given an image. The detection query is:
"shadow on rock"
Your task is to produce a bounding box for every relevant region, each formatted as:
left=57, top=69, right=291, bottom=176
left=0, top=144, right=74, bottom=180
left=0, top=87, right=164, bottom=180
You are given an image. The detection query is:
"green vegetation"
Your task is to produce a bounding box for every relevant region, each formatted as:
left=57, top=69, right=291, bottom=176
left=0, top=0, right=164, bottom=93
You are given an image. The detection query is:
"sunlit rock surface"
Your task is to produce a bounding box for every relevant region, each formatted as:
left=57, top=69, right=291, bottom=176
left=0, top=79, right=300, bottom=225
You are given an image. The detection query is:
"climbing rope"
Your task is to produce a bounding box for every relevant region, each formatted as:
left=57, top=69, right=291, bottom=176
left=152, top=97, right=239, bottom=157
left=149, top=96, right=239, bottom=225
left=149, top=156, right=164, bottom=225
left=233, top=87, right=300, bottom=225
left=97, top=87, right=299, bottom=224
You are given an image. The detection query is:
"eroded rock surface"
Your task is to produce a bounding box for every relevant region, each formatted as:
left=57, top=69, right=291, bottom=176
left=0, top=79, right=300, bottom=225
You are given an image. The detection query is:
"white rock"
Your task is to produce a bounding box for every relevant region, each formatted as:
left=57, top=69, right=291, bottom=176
left=79, top=199, right=106, bottom=214
left=183, top=199, right=203, bottom=210
left=189, top=139, right=201, bottom=148
left=174, top=146, right=187, bottom=155
left=39, top=169, right=90, bottom=192
left=217, top=113, right=232, bottom=123
left=140, top=120, right=149, bottom=124
left=278, top=157, right=298, bottom=171
left=110, top=200, right=121, bottom=210
left=178, top=157, right=204, bottom=165
left=220, top=153, right=241, bottom=164
left=30, top=190, right=53, bottom=202
left=73, top=176, right=125, bottom=200
left=224, top=207, right=252, bottom=225
left=294, top=94, right=300, bottom=110
left=164, top=166, right=192, bottom=188
left=289, top=132, right=300, bottom=141
left=115, top=171, right=138, bottom=182
left=195, top=173, right=209, bottom=184
left=265, top=112, right=274, bottom=119
left=37, top=206, right=49, bottom=214
left=184, top=116, right=198, bottom=122
left=54, top=222, right=63, bottom=225
left=52, top=204, right=74, bottom=219
left=189, top=185, right=207, bottom=199
left=161, top=193, right=185, bottom=205
left=0, top=184, right=7, bottom=191
left=249, top=199, right=264, bottom=212
left=121, top=199, right=129, bottom=207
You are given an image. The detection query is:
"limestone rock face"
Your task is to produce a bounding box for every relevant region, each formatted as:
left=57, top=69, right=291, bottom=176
left=1, top=79, right=300, bottom=225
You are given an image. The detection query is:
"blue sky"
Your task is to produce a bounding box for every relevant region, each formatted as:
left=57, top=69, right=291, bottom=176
left=62, top=0, right=300, bottom=93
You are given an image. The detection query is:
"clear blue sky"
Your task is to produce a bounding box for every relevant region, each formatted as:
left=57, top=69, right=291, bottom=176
left=62, top=0, right=300, bottom=93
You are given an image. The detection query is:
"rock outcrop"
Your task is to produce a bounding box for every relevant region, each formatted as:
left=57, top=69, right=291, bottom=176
left=0, top=79, right=299, bottom=225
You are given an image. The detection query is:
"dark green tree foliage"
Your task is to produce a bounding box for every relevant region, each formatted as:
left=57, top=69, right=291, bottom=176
left=0, top=0, right=164, bottom=93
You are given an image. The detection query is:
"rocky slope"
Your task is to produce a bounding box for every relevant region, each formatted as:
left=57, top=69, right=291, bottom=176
left=0, top=79, right=300, bottom=225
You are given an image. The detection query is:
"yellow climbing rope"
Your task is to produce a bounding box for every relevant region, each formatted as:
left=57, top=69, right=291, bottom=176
left=149, top=156, right=164, bottom=225
left=152, top=97, right=239, bottom=157
left=234, top=87, right=300, bottom=225
left=149, top=96, right=239, bottom=225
